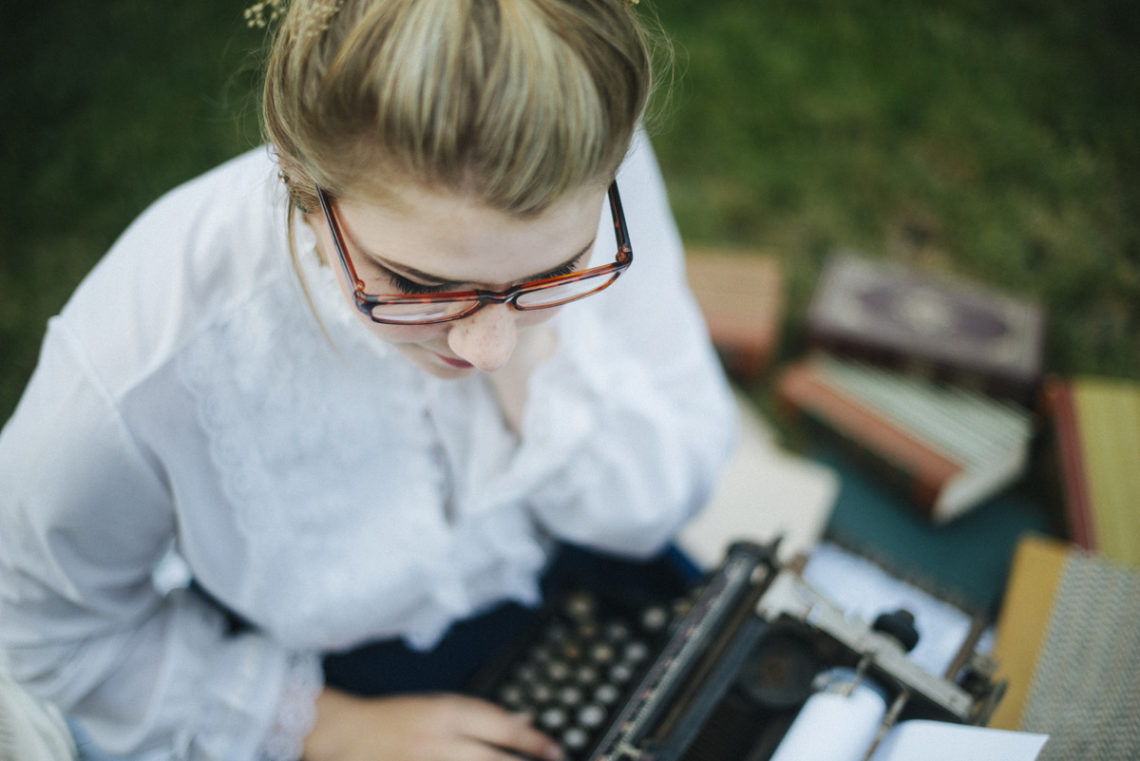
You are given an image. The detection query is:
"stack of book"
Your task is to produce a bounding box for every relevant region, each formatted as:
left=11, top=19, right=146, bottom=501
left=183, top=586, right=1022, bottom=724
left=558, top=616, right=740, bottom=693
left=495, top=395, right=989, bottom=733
left=776, top=253, right=1045, bottom=521
left=778, top=355, right=1035, bottom=522
left=1045, top=376, right=1140, bottom=567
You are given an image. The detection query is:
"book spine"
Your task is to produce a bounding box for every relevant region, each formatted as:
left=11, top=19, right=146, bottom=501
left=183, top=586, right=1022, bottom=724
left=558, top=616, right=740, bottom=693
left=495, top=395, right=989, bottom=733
left=806, top=332, right=1039, bottom=407
left=776, top=362, right=963, bottom=515
left=1044, top=381, right=1095, bottom=551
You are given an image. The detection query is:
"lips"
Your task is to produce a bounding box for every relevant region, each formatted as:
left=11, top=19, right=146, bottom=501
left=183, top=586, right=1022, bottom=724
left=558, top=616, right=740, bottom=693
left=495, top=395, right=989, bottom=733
left=434, top=352, right=474, bottom=369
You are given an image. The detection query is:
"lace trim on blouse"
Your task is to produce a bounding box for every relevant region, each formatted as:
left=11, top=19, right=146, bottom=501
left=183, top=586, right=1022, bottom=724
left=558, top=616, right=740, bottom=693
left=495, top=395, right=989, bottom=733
left=258, top=652, right=323, bottom=761
left=176, top=224, right=552, bottom=654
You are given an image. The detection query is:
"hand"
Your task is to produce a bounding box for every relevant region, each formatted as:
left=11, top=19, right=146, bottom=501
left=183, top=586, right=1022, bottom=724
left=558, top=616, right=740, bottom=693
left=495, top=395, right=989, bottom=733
left=485, top=324, right=558, bottom=435
left=302, top=689, right=564, bottom=761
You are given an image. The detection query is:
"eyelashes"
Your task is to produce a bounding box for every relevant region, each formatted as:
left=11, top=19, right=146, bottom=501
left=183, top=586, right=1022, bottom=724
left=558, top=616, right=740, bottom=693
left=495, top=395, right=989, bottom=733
left=535, top=259, right=580, bottom=280
left=382, top=257, right=582, bottom=296
left=385, top=270, right=451, bottom=295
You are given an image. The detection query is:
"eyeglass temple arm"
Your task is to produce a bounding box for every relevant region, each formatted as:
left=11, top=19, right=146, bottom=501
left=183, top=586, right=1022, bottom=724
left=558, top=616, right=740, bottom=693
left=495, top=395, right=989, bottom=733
left=315, top=185, right=363, bottom=292
left=607, top=182, right=632, bottom=258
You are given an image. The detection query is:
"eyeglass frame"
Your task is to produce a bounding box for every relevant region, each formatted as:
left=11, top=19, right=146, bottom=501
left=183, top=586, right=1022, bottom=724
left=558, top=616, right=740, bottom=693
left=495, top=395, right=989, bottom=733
left=314, top=181, right=633, bottom=326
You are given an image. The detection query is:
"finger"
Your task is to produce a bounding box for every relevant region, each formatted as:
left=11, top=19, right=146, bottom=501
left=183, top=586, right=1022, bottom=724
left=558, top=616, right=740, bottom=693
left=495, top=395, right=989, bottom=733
left=434, top=734, right=547, bottom=761
left=443, top=697, right=564, bottom=760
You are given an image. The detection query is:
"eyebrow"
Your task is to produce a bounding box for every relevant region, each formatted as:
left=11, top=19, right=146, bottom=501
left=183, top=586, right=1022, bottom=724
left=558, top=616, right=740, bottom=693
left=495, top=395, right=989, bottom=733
left=365, top=238, right=598, bottom=288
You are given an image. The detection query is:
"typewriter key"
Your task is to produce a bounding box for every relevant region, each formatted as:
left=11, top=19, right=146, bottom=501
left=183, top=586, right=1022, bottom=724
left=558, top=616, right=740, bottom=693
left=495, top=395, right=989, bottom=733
left=558, top=685, right=584, bottom=706
left=498, top=684, right=525, bottom=707
left=577, top=703, right=607, bottom=728
left=539, top=707, right=568, bottom=730
left=608, top=663, right=633, bottom=684
left=594, top=684, right=620, bottom=704
left=604, top=621, right=631, bottom=642
left=530, top=683, right=554, bottom=703
left=640, top=605, right=668, bottom=632
left=546, top=661, right=571, bottom=682
left=623, top=641, right=649, bottom=663
left=589, top=643, right=615, bottom=664
left=563, top=591, right=596, bottom=621
left=575, top=665, right=599, bottom=685
left=561, top=727, right=589, bottom=751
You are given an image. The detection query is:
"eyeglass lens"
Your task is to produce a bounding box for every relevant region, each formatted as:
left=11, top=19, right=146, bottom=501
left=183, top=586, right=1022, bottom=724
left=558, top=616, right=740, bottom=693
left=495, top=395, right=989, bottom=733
left=370, top=271, right=620, bottom=323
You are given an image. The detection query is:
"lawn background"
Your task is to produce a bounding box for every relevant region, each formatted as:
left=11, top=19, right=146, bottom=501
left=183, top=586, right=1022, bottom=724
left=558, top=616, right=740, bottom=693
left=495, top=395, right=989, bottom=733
left=2, top=0, right=1138, bottom=423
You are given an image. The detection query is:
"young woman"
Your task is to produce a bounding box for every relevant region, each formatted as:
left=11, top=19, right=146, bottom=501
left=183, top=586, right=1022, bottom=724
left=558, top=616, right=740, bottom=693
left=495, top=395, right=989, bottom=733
left=0, top=1, right=735, bottom=759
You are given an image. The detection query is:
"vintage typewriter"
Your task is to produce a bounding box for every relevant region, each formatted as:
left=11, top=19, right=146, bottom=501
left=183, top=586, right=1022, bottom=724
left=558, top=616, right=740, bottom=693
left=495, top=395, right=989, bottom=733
left=468, top=541, right=1004, bottom=761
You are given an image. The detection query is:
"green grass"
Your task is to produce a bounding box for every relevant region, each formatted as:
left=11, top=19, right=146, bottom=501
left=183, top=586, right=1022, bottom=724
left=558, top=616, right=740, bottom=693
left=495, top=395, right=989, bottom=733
left=2, top=0, right=1138, bottom=421
left=650, top=0, right=1140, bottom=378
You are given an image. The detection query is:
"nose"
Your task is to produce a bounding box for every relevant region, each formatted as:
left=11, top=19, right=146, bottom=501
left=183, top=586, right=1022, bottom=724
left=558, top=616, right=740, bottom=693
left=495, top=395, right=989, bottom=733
left=446, top=303, right=519, bottom=372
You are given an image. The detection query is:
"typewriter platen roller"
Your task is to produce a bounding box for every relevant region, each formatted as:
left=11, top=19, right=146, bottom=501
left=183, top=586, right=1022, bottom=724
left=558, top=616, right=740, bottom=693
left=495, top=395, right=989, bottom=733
left=469, top=541, right=1005, bottom=761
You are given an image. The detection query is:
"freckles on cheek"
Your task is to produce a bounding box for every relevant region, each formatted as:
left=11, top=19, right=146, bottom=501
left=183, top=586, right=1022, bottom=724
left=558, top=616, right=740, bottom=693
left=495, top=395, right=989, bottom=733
left=518, top=306, right=561, bottom=328
left=365, top=321, right=444, bottom=345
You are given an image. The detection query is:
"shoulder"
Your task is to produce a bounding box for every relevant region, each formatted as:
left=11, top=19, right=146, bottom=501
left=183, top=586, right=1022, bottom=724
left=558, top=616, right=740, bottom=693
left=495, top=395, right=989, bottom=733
left=56, top=147, right=297, bottom=395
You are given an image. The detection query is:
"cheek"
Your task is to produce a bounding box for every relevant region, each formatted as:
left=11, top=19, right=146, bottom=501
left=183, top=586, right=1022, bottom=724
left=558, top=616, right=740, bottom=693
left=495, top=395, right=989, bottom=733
left=516, top=306, right=562, bottom=328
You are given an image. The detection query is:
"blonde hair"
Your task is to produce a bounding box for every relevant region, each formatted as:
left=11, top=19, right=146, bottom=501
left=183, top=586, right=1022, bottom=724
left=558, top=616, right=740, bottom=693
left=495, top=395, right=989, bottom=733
left=262, top=0, right=656, bottom=217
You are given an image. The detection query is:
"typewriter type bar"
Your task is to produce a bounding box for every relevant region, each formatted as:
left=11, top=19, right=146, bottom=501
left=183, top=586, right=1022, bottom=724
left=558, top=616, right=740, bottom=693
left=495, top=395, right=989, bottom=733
left=587, top=541, right=777, bottom=761
left=755, top=571, right=976, bottom=722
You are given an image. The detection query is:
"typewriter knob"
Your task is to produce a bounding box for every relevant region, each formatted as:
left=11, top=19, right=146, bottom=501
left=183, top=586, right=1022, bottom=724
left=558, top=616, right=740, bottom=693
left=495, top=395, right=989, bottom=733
left=872, top=609, right=920, bottom=652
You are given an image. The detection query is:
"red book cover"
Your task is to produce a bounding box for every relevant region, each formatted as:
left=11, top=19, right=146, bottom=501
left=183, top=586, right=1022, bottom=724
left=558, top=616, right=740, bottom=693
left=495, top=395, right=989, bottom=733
left=777, top=360, right=963, bottom=514
left=1044, top=379, right=1096, bottom=551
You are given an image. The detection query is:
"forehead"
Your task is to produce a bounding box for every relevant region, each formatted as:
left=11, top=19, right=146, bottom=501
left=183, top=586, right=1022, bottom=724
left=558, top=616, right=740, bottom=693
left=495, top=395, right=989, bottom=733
left=334, top=182, right=609, bottom=284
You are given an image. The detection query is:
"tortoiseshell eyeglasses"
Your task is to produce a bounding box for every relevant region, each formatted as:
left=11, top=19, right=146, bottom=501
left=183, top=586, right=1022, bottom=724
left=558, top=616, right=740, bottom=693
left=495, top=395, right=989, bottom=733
left=315, top=183, right=633, bottom=325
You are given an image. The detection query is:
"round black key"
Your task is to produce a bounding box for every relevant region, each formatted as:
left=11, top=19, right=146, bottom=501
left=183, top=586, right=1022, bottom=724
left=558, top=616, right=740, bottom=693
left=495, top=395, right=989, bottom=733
left=641, top=605, right=669, bottom=633
left=578, top=703, right=607, bottom=729
left=546, top=661, right=571, bottom=681
left=540, top=707, right=568, bottom=731
left=558, top=685, right=584, bottom=706
left=562, top=727, right=589, bottom=751
left=575, top=665, right=599, bottom=686
left=623, top=641, right=650, bottom=663
left=594, top=684, right=620, bottom=705
left=608, top=663, right=633, bottom=684
left=563, top=591, right=597, bottom=622
left=498, top=684, right=525, bottom=707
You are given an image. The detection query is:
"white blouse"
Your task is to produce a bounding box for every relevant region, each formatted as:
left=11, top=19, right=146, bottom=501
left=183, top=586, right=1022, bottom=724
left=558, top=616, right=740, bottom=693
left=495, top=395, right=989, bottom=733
left=0, top=133, right=736, bottom=761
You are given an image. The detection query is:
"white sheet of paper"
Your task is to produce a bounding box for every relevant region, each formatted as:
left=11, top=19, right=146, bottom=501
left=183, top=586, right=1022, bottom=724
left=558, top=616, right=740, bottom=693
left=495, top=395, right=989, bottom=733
left=679, top=392, right=838, bottom=568
left=870, top=720, right=1048, bottom=761
left=801, top=542, right=978, bottom=677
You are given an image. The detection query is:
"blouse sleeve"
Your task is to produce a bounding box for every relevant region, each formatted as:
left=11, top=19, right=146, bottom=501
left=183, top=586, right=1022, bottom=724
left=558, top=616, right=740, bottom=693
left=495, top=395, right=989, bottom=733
left=518, top=132, right=738, bottom=556
left=0, top=320, right=321, bottom=761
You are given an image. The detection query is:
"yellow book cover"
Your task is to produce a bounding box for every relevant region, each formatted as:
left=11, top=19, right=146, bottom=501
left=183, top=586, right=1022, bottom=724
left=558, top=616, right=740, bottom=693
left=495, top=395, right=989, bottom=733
left=1071, top=377, right=1140, bottom=566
